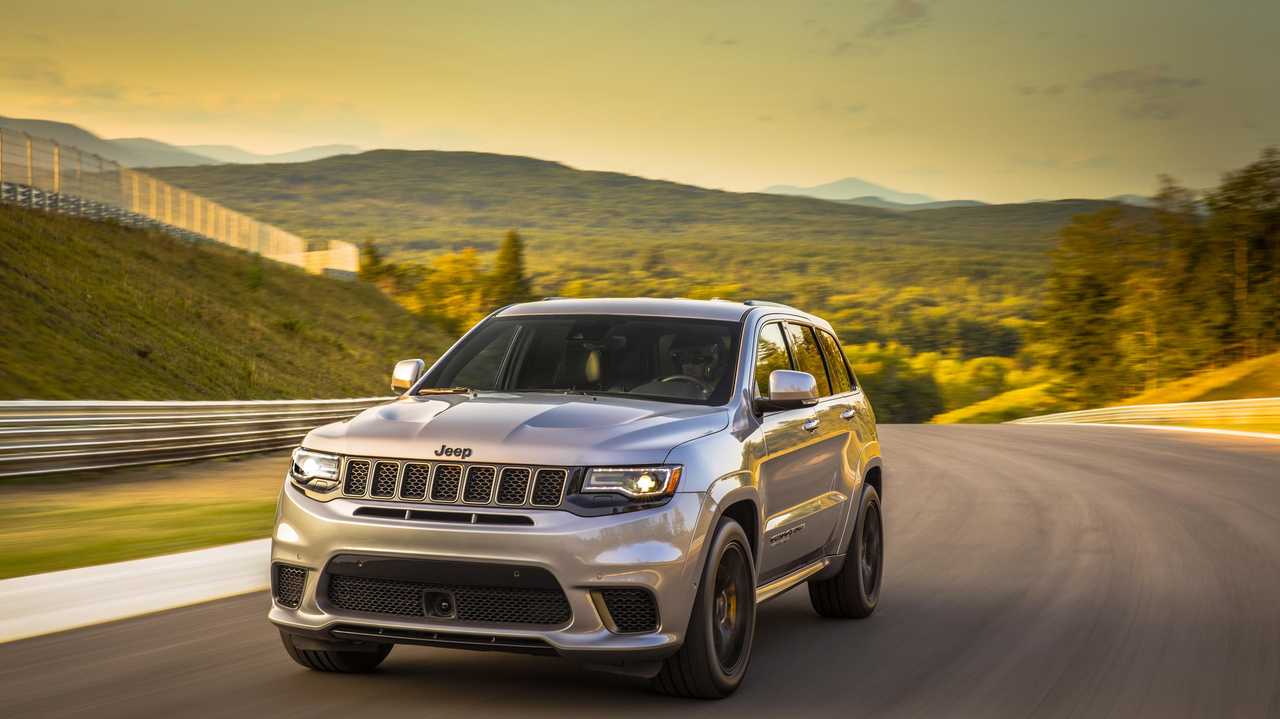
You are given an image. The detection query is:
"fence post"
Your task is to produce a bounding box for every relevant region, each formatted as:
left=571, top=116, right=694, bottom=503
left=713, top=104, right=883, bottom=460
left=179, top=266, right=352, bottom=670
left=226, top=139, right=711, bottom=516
left=52, top=143, right=61, bottom=194
left=0, top=129, right=5, bottom=185
left=25, top=134, right=33, bottom=187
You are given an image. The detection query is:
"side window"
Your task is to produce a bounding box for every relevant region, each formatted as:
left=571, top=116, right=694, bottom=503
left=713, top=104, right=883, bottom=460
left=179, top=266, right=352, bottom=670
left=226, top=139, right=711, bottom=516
left=817, top=330, right=854, bottom=394
left=784, top=322, right=833, bottom=397
left=754, top=322, right=792, bottom=398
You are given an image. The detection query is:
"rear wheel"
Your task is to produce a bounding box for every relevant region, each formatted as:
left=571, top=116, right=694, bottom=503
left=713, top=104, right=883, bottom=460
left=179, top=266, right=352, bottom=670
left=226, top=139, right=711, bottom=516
left=652, top=518, right=756, bottom=699
left=808, top=485, right=883, bottom=619
left=280, top=630, right=392, bottom=673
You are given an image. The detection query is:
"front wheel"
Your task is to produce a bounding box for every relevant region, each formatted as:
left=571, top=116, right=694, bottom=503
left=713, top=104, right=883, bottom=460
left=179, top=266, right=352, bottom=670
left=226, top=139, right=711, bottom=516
left=808, top=485, right=883, bottom=618
left=652, top=518, right=756, bottom=699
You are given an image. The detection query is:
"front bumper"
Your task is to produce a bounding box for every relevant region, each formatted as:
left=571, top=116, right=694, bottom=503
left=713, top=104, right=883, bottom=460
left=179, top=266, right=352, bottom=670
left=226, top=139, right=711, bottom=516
left=268, top=482, right=709, bottom=666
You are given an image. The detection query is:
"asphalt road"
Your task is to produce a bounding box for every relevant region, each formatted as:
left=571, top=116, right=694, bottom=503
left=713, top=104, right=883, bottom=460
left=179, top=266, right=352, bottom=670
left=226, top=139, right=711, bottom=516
left=3, top=425, right=1278, bottom=718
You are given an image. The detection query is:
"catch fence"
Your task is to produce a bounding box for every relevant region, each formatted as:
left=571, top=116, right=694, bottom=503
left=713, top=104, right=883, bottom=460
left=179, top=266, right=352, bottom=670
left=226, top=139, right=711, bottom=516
left=0, top=128, right=358, bottom=276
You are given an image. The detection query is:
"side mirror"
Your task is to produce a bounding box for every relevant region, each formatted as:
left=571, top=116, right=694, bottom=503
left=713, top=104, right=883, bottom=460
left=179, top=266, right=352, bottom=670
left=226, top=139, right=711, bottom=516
left=391, top=358, right=425, bottom=393
left=755, top=370, right=819, bottom=412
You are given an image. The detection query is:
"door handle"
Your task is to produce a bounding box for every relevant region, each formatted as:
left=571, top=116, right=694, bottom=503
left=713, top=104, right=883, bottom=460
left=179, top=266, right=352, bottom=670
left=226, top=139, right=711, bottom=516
left=802, top=418, right=820, bottom=432
left=840, top=408, right=857, bottom=421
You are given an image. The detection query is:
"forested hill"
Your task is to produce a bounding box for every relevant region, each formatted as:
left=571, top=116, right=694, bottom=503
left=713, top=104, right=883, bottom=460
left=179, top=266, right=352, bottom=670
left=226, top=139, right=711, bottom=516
left=149, top=150, right=1131, bottom=258
left=145, top=148, right=1155, bottom=423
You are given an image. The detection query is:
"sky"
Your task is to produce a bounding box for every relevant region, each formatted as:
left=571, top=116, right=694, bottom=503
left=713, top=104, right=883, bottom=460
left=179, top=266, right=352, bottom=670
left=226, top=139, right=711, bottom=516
left=1, top=0, right=1277, bottom=202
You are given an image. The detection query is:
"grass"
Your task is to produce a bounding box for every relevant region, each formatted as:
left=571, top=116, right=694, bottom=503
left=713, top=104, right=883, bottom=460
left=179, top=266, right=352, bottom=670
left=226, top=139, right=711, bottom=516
left=931, top=382, right=1071, bottom=424
left=1120, top=352, right=1280, bottom=406
left=0, top=205, right=451, bottom=400
left=0, top=453, right=285, bottom=579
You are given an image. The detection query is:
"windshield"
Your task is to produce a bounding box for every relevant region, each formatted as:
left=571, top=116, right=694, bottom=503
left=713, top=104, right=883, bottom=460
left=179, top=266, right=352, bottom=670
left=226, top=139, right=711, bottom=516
left=421, top=315, right=742, bottom=405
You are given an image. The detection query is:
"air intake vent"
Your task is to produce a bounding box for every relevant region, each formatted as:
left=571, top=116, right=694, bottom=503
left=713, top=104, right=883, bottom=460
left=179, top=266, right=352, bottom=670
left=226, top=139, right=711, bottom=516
left=326, top=575, right=571, bottom=626
left=272, top=564, right=307, bottom=609
left=598, top=588, right=659, bottom=633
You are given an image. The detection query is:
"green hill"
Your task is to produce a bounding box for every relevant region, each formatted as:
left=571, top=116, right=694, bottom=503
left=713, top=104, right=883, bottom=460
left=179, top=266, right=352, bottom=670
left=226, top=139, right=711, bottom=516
left=150, top=150, right=1128, bottom=258
left=149, top=150, right=1141, bottom=349
left=0, top=205, right=448, bottom=400
left=1119, top=353, right=1280, bottom=405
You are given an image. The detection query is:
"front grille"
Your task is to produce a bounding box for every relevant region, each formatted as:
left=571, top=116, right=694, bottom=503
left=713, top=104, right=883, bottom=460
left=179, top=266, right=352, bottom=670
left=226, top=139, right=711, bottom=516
left=343, top=460, right=370, bottom=495
left=340, top=457, right=572, bottom=509
left=463, top=466, right=496, bottom=503
left=326, top=574, right=571, bottom=626
left=273, top=564, right=307, bottom=608
left=532, top=469, right=567, bottom=506
left=400, top=463, right=430, bottom=499
left=496, top=467, right=530, bottom=505
left=371, top=461, right=399, bottom=498
left=599, top=588, right=659, bottom=633
left=430, top=464, right=462, bottom=502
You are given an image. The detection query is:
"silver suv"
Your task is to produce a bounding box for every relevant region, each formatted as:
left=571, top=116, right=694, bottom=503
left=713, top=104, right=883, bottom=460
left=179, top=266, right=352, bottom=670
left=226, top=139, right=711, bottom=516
left=271, top=298, right=884, bottom=698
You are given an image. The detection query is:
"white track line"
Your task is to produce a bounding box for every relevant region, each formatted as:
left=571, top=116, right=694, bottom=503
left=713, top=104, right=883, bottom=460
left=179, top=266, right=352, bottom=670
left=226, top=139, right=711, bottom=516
left=1037, top=422, right=1280, bottom=441
left=0, top=538, right=269, bottom=644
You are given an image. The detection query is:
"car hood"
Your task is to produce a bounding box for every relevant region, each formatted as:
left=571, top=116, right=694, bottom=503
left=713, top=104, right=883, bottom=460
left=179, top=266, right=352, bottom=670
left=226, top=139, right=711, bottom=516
left=304, top=392, right=730, bottom=466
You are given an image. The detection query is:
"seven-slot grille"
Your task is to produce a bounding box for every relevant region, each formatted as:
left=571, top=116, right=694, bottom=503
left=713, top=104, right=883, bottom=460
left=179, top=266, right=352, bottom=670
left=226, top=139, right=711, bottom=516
left=340, top=457, right=570, bottom=509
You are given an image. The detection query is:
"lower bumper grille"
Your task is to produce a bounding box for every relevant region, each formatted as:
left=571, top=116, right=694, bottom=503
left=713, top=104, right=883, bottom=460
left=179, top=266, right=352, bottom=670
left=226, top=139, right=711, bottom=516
left=272, top=564, right=307, bottom=608
left=326, top=573, right=571, bottom=627
left=598, top=588, right=659, bottom=633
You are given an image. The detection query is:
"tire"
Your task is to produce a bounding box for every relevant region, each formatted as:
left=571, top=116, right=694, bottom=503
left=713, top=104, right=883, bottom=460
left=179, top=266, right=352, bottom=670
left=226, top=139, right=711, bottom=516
left=652, top=518, right=757, bottom=699
left=280, top=630, right=392, bottom=673
left=808, top=485, right=883, bottom=619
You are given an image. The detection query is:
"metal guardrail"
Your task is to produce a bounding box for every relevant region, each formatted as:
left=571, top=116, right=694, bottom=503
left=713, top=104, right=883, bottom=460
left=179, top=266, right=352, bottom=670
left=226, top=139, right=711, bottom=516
left=0, top=127, right=359, bottom=277
left=0, top=398, right=392, bottom=479
left=1010, top=397, right=1280, bottom=427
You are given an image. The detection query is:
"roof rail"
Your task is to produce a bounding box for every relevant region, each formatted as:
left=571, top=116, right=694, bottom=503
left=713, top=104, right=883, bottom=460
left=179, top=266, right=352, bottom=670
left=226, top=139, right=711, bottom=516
left=743, top=299, right=805, bottom=312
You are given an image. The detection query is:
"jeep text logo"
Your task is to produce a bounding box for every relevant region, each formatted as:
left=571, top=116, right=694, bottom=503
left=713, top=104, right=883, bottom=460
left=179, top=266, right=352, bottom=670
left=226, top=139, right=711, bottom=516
left=434, top=444, right=473, bottom=459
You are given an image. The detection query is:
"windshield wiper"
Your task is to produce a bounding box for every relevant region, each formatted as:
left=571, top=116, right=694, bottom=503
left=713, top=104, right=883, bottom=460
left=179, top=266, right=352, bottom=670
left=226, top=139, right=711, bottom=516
left=416, top=386, right=474, bottom=396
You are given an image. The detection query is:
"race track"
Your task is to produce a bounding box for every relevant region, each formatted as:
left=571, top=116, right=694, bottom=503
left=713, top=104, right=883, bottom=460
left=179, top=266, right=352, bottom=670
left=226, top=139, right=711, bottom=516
left=3, top=425, right=1278, bottom=718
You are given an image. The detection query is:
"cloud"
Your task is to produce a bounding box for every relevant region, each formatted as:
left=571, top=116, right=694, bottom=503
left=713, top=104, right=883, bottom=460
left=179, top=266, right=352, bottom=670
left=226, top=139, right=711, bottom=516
left=862, top=0, right=931, bottom=38
left=1083, top=65, right=1203, bottom=119
left=701, top=33, right=739, bottom=48
left=845, top=103, right=867, bottom=114
left=1017, top=83, right=1066, bottom=97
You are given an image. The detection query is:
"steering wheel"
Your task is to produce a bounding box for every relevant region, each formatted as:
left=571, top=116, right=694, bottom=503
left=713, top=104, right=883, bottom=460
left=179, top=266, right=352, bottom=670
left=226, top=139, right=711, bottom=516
left=659, top=374, right=710, bottom=393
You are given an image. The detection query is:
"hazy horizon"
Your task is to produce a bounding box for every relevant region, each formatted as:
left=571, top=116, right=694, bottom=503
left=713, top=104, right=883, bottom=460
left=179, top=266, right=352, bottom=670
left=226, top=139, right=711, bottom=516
left=2, top=1, right=1277, bottom=202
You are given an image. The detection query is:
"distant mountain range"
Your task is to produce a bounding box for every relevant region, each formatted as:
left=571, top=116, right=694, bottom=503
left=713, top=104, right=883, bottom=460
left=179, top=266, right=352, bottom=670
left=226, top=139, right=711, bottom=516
left=840, top=196, right=988, bottom=212
left=180, top=144, right=362, bottom=165
left=0, top=117, right=357, bottom=168
left=763, top=177, right=935, bottom=205
left=766, top=176, right=1154, bottom=211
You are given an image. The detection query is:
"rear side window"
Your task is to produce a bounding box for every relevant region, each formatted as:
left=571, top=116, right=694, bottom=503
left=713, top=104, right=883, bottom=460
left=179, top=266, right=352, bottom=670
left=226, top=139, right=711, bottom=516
left=817, top=330, right=854, bottom=394
left=784, top=323, right=832, bottom=397
left=754, top=322, right=792, bottom=397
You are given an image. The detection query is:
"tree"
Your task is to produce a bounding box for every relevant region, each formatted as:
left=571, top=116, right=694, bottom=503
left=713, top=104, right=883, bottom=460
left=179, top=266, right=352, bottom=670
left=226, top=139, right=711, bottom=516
left=488, top=230, right=534, bottom=307
left=358, top=240, right=387, bottom=282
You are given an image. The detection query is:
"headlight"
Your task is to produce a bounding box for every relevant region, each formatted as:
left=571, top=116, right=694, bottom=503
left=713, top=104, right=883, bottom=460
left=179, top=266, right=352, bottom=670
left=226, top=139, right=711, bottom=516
left=290, top=448, right=340, bottom=493
left=582, top=466, right=681, bottom=499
